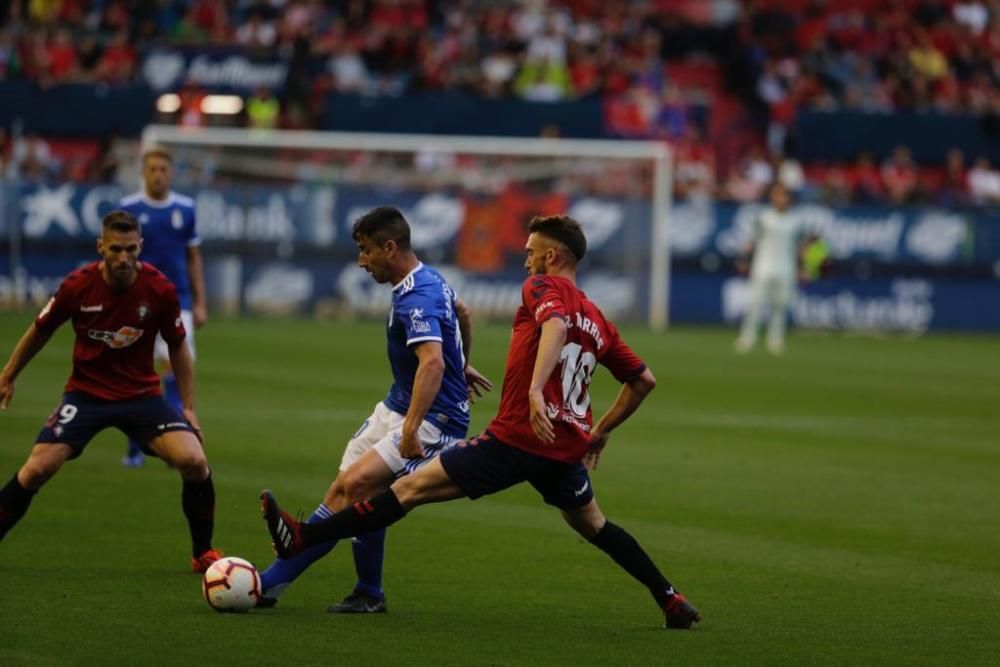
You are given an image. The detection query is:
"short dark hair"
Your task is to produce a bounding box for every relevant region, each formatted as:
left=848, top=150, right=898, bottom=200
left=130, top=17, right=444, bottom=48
left=102, top=210, right=141, bottom=235
left=352, top=206, right=411, bottom=251
left=528, top=215, right=586, bottom=261
left=143, top=147, right=172, bottom=165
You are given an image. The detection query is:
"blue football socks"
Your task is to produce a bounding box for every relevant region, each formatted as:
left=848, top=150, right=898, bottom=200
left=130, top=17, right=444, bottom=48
left=352, top=528, right=387, bottom=598
left=260, top=504, right=337, bottom=599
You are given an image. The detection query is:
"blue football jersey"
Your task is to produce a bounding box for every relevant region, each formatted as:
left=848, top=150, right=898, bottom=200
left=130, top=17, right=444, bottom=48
left=120, top=191, right=199, bottom=309
left=384, top=263, right=469, bottom=438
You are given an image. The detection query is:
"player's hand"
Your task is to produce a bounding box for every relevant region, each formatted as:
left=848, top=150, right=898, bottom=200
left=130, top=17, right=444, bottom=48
left=399, top=429, right=424, bottom=459
left=193, top=303, right=208, bottom=329
left=528, top=390, right=555, bottom=444
left=0, top=374, right=14, bottom=410
left=584, top=431, right=610, bottom=471
left=183, top=407, right=204, bottom=444
left=464, top=364, right=493, bottom=402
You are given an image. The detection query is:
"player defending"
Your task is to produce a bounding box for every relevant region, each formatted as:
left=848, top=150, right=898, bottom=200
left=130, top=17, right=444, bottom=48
left=735, top=182, right=805, bottom=355
left=119, top=147, right=207, bottom=466
left=257, top=206, right=492, bottom=612
left=261, top=215, right=701, bottom=629
left=0, top=211, right=222, bottom=572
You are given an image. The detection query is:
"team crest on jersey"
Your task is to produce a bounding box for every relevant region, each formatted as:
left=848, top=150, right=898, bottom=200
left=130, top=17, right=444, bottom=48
left=172, top=209, right=184, bottom=229
left=137, top=304, right=149, bottom=321
left=409, top=307, right=431, bottom=334
left=88, top=326, right=144, bottom=349
left=138, top=213, right=149, bottom=225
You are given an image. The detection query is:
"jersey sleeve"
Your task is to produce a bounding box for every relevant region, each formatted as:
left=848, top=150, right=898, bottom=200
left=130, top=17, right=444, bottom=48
left=34, top=277, right=76, bottom=332
left=522, top=276, right=566, bottom=325
left=600, top=324, right=647, bottom=383
left=396, top=290, right=443, bottom=346
left=185, top=205, right=201, bottom=247
left=158, top=280, right=187, bottom=345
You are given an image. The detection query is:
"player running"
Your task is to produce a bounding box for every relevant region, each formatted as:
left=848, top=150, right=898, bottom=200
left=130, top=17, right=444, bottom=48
left=118, top=147, right=207, bottom=466
left=261, top=215, right=701, bottom=629
left=256, top=206, right=492, bottom=612
left=0, top=211, right=222, bottom=573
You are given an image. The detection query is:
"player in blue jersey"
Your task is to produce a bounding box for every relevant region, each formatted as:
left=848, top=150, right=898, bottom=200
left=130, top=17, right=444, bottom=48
left=118, top=148, right=207, bottom=467
left=257, top=206, right=492, bottom=612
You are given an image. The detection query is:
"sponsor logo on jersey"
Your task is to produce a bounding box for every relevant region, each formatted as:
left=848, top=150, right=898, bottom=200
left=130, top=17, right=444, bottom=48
left=409, top=307, right=431, bottom=334
left=534, top=300, right=556, bottom=319
left=80, top=304, right=103, bottom=312
left=88, top=326, right=144, bottom=349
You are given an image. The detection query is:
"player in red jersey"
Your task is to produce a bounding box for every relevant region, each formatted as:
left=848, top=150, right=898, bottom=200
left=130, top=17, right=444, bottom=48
left=0, top=211, right=222, bottom=572
left=261, top=215, right=701, bottom=628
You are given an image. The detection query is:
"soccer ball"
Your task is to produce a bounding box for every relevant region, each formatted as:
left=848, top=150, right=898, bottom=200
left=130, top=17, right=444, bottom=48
left=201, top=557, right=261, bottom=613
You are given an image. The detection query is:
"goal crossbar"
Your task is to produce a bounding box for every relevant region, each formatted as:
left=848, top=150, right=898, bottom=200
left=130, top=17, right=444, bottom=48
left=142, top=125, right=673, bottom=330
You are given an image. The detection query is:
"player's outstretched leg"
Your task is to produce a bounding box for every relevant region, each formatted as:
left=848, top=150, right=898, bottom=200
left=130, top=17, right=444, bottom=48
left=0, top=443, right=73, bottom=541
left=257, top=503, right=340, bottom=607
left=262, top=458, right=463, bottom=558
left=262, top=489, right=407, bottom=558
left=563, top=500, right=701, bottom=629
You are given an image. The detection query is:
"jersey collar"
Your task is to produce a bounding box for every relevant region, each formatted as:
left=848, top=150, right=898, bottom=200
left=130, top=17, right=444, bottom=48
left=141, top=191, right=177, bottom=208
left=392, top=262, right=423, bottom=292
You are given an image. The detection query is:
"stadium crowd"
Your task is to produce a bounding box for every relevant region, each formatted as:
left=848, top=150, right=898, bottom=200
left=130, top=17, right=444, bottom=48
left=3, top=0, right=1000, bottom=206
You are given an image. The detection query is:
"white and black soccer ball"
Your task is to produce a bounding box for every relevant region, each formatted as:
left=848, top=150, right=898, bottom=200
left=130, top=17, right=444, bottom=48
left=201, top=557, right=261, bottom=613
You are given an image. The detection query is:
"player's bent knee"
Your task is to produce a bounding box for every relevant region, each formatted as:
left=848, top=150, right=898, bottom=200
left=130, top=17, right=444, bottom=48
left=341, top=470, right=380, bottom=503
left=19, top=446, right=71, bottom=489
left=562, top=501, right=606, bottom=540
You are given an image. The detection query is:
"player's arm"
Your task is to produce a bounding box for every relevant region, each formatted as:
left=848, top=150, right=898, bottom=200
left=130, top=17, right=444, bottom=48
left=585, top=368, right=656, bottom=470
left=528, top=317, right=568, bottom=444
left=0, top=323, right=56, bottom=410
left=167, top=338, right=202, bottom=440
left=399, top=341, right=445, bottom=459
left=186, top=244, right=207, bottom=328
left=455, top=297, right=492, bottom=401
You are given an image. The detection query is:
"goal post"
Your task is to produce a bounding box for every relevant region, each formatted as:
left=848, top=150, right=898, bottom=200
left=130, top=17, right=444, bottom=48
left=141, top=125, right=673, bottom=330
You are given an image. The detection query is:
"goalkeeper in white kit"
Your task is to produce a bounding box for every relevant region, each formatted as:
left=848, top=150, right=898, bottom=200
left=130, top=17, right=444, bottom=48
left=735, top=182, right=806, bottom=355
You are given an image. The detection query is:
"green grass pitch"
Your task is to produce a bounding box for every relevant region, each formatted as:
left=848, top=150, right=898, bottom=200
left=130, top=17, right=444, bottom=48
left=1, top=313, right=998, bottom=665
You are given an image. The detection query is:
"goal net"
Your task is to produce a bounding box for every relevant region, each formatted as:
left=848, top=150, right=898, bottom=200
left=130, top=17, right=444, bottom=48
left=141, top=125, right=673, bottom=329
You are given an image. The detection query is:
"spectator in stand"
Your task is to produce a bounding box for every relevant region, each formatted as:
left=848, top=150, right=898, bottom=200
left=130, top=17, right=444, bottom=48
left=818, top=166, right=853, bottom=206
left=968, top=157, right=1000, bottom=205
left=848, top=151, right=882, bottom=203
left=97, top=29, right=135, bottom=84
left=673, top=125, right=716, bottom=201
left=45, top=27, right=77, bottom=83
left=246, top=87, right=281, bottom=130
left=937, top=148, right=970, bottom=206
left=724, top=145, right=774, bottom=203
left=514, top=55, right=572, bottom=102
left=236, top=10, right=277, bottom=50
left=329, top=42, right=369, bottom=94
left=8, top=132, right=56, bottom=182
left=881, top=146, right=920, bottom=205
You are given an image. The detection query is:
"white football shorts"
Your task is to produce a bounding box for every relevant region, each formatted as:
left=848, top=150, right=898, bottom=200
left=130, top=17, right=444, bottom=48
left=340, top=401, right=462, bottom=477
left=154, top=309, right=196, bottom=364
